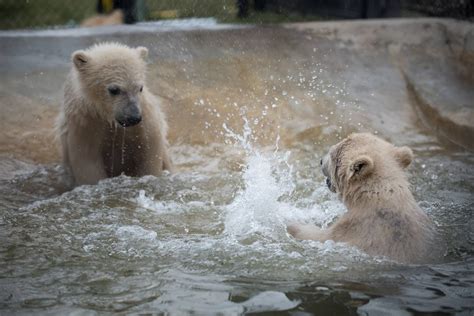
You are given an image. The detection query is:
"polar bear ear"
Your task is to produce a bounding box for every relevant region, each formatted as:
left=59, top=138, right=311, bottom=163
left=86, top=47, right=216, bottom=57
left=394, top=146, right=413, bottom=169
left=136, top=46, right=148, bottom=60
left=72, top=50, right=89, bottom=71
left=349, top=155, right=374, bottom=179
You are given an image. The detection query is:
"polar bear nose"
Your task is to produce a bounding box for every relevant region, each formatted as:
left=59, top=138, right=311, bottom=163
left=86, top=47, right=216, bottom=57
left=116, top=103, right=142, bottom=127
left=119, top=115, right=142, bottom=127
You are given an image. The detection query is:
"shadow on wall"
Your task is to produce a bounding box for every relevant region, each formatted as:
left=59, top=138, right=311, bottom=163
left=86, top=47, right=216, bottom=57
left=236, top=0, right=474, bottom=20
left=236, top=0, right=402, bottom=19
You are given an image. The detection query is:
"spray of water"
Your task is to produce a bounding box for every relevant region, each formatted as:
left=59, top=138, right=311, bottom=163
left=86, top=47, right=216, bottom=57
left=222, top=117, right=345, bottom=242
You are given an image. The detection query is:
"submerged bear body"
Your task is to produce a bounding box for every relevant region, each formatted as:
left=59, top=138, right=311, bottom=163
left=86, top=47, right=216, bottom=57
left=288, top=133, right=440, bottom=263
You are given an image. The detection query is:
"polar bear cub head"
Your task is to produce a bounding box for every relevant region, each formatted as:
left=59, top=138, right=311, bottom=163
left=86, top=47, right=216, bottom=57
left=321, top=133, right=414, bottom=204
left=71, top=42, right=149, bottom=127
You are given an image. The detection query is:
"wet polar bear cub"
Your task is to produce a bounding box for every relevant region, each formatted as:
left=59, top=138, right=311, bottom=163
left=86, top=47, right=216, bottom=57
left=288, top=133, right=438, bottom=263
left=56, top=42, right=172, bottom=186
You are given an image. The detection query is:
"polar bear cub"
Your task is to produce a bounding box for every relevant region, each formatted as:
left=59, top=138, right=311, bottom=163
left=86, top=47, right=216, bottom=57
left=288, top=133, right=439, bottom=263
left=56, top=42, right=172, bottom=186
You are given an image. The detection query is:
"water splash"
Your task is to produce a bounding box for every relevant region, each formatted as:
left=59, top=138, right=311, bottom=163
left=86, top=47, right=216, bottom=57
left=222, top=117, right=343, bottom=241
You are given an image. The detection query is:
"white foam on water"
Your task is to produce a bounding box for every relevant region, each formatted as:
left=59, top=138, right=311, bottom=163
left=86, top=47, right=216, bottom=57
left=135, top=189, right=182, bottom=214
left=116, top=225, right=157, bottom=241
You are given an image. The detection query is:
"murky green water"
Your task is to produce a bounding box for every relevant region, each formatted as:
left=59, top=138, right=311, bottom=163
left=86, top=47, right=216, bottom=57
left=1, top=119, right=473, bottom=314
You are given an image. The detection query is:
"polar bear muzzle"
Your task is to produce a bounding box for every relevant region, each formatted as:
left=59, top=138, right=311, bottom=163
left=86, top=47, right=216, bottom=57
left=321, top=152, right=337, bottom=193
left=115, top=102, right=142, bottom=127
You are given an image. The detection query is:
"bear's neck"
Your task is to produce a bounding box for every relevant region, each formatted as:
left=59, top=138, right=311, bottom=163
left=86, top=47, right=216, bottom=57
left=343, top=174, right=418, bottom=214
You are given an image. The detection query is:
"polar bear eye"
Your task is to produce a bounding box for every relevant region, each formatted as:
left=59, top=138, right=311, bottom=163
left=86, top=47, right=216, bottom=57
left=108, top=86, right=121, bottom=96
left=139, top=86, right=143, bottom=92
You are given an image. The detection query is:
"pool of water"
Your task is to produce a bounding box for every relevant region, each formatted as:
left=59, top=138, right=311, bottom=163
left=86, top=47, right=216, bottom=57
left=1, top=20, right=474, bottom=315
left=1, top=115, right=473, bottom=314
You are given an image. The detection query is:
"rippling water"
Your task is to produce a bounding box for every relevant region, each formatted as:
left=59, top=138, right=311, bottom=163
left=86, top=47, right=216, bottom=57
left=1, top=115, right=473, bottom=315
